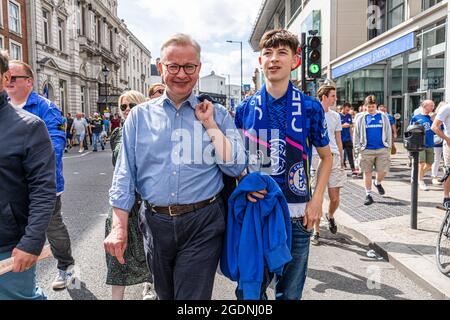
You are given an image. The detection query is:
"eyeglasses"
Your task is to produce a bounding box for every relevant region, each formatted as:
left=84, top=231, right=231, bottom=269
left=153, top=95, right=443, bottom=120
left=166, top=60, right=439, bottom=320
left=10, top=75, right=30, bottom=82
left=164, top=64, right=198, bottom=75
left=120, top=103, right=137, bottom=111
left=151, top=89, right=165, bottom=97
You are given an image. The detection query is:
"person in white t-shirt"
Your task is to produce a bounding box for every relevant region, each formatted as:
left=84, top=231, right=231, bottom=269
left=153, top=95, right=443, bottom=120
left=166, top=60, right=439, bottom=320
left=71, top=112, right=88, bottom=153
left=311, top=85, right=346, bottom=245
left=432, top=103, right=450, bottom=206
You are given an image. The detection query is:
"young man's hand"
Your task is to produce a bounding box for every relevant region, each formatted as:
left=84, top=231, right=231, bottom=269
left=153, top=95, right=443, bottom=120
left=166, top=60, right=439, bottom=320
left=303, top=197, right=323, bottom=231
left=247, top=190, right=267, bottom=203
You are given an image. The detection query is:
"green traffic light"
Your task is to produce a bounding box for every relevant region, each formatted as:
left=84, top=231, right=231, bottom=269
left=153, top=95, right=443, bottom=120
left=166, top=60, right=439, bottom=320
left=310, top=63, right=320, bottom=74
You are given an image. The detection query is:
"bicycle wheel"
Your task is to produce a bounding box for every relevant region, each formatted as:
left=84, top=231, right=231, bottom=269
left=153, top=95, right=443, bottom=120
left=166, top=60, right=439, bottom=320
left=436, top=210, right=450, bottom=274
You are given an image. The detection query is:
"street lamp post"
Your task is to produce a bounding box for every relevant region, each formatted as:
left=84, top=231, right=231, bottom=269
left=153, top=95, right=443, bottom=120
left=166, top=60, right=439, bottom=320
left=226, top=40, right=243, bottom=101
left=102, top=65, right=110, bottom=113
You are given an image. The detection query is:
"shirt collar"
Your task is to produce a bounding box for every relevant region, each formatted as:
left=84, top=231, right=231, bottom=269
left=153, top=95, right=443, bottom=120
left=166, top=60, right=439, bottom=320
left=25, top=91, right=38, bottom=106
left=162, top=91, right=198, bottom=111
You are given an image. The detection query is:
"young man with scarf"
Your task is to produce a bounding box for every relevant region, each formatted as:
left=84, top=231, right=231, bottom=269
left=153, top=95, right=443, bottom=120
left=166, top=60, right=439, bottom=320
left=234, top=29, right=332, bottom=300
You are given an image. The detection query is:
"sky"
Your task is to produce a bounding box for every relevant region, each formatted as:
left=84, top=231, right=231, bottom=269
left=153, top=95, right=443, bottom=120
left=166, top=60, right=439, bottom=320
left=117, top=0, right=263, bottom=87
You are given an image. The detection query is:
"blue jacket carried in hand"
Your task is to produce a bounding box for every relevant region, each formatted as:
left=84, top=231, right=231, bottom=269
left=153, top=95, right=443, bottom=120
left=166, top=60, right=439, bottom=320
left=220, top=172, right=292, bottom=300
left=22, top=91, right=66, bottom=194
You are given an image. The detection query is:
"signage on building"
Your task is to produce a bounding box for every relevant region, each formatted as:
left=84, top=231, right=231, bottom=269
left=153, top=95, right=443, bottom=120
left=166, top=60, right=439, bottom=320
left=332, top=32, right=416, bottom=79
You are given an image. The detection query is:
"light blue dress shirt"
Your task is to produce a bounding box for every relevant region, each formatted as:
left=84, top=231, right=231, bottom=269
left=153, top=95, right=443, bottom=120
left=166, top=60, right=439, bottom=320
left=109, top=92, right=246, bottom=212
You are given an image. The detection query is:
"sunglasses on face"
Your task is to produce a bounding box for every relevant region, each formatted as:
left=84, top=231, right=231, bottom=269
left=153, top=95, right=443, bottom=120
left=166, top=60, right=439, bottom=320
left=120, top=103, right=137, bottom=111
left=152, top=89, right=164, bottom=96
left=10, top=75, right=30, bottom=83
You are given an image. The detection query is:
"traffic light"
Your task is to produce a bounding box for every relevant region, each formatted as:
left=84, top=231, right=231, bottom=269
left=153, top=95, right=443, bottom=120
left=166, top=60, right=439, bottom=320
left=307, top=35, right=321, bottom=79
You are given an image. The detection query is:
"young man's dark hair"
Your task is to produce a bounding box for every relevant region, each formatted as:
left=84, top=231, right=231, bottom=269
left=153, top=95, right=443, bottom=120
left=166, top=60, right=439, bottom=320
left=259, top=29, right=299, bottom=54
left=317, top=85, right=336, bottom=101
left=342, top=102, right=352, bottom=109
left=365, top=95, right=377, bottom=106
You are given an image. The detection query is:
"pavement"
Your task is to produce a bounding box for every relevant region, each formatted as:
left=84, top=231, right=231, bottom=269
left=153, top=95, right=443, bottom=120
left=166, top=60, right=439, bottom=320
left=329, top=142, right=450, bottom=299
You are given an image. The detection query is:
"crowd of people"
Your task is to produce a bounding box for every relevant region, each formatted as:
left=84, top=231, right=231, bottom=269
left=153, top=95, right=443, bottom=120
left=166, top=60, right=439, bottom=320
left=2, top=28, right=450, bottom=301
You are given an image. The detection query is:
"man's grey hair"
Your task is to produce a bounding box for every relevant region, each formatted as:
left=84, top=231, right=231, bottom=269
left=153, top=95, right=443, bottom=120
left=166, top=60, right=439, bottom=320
left=0, top=50, right=9, bottom=75
left=160, top=34, right=201, bottom=62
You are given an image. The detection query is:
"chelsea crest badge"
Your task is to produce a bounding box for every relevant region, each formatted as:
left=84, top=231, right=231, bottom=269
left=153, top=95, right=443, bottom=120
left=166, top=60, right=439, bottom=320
left=289, top=162, right=307, bottom=196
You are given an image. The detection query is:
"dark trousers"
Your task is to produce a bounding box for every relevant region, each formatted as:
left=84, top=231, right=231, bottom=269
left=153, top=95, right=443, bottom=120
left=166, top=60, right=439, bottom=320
left=46, top=195, right=75, bottom=271
left=143, top=198, right=226, bottom=300
left=343, top=140, right=356, bottom=171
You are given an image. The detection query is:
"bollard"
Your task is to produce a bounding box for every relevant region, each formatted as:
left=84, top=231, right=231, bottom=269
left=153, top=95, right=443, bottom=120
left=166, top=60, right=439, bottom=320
left=411, top=152, right=419, bottom=230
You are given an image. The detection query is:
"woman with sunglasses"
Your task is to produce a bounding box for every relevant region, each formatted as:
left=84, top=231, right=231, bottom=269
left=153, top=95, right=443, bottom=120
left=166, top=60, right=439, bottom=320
left=105, top=90, right=156, bottom=300
left=148, top=83, right=165, bottom=100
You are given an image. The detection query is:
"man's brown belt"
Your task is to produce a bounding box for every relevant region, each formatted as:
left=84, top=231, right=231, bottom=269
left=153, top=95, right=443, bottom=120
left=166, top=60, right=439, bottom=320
left=144, top=195, right=219, bottom=217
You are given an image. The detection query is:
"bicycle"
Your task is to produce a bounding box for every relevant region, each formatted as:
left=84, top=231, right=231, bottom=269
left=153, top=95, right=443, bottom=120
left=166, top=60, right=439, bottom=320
left=436, top=166, right=450, bottom=275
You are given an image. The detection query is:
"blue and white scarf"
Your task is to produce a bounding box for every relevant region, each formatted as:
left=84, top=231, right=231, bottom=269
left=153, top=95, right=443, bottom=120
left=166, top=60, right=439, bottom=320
left=243, top=82, right=310, bottom=204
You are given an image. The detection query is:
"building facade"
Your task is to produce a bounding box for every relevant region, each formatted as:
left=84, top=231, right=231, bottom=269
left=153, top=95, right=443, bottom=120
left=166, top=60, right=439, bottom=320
left=27, top=0, right=151, bottom=116
left=1, top=0, right=29, bottom=62
left=249, top=0, right=449, bottom=136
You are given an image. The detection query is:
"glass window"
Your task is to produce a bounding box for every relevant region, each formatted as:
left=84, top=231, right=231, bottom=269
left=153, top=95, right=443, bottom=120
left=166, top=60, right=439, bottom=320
left=10, top=41, right=21, bottom=60
left=80, top=86, right=85, bottom=113
left=290, top=0, right=301, bottom=18
left=8, top=1, right=20, bottom=34
left=368, top=0, right=386, bottom=40
left=422, top=0, right=444, bottom=11
left=58, top=19, right=65, bottom=51
left=387, top=0, right=404, bottom=30
left=43, top=10, right=49, bottom=44
left=0, top=36, right=4, bottom=50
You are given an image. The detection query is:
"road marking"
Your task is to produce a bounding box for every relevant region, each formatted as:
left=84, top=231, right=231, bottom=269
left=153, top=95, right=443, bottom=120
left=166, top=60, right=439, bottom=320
left=63, top=152, right=92, bottom=159
left=73, top=172, right=79, bottom=175
left=99, top=173, right=106, bottom=175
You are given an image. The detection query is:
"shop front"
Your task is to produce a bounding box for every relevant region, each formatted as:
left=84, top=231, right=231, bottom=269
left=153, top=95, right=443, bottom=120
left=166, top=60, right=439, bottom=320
left=333, top=20, right=447, bottom=137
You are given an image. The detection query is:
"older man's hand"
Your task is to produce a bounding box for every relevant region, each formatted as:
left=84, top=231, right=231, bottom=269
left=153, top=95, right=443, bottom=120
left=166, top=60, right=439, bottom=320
left=11, top=248, right=39, bottom=273
left=195, top=100, right=215, bottom=129
left=104, top=226, right=128, bottom=265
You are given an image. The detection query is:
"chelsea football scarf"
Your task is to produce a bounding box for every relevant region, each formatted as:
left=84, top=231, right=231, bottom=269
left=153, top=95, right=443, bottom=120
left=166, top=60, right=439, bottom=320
left=243, top=82, right=310, bottom=204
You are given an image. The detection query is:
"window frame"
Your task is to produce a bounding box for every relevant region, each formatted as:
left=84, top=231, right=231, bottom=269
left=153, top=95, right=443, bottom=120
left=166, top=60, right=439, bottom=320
left=8, top=0, right=21, bottom=36
left=9, top=39, right=22, bottom=60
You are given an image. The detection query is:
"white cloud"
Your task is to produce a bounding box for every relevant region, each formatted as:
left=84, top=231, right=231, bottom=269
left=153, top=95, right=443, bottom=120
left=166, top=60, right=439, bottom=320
left=118, top=0, right=263, bottom=86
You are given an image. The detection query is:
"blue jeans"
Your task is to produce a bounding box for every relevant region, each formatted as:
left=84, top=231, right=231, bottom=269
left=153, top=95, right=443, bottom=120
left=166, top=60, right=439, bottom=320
left=0, top=251, right=47, bottom=300
left=92, top=132, right=104, bottom=151
left=236, top=218, right=312, bottom=300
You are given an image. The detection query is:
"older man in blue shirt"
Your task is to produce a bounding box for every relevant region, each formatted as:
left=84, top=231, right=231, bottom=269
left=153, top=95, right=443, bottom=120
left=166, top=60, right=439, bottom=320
left=106, top=34, right=246, bottom=300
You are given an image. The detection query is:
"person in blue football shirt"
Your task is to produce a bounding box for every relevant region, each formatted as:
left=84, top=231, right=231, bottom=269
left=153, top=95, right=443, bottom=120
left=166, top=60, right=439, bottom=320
left=378, top=104, right=398, bottom=141
left=5, top=60, right=75, bottom=290
left=234, top=29, right=332, bottom=300
left=340, top=102, right=358, bottom=177
left=410, top=100, right=435, bottom=191
left=354, top=95, right=392, bottom=205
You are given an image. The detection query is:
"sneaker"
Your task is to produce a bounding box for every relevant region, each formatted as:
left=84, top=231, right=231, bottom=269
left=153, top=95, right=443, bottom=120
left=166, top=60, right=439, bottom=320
left=444, top=197, right=450, bottom=209
left=64, top=148, right=68, bottom=153
left=142, top=282, right=157, bottom=300
left=373, top=182, right=385, bottom=195
left=326, top=214, right=338, bottom=234
left=419, top=181, right=429, bottom=191
left=364, top=195, right=374, bottom=206
left=101, top=145, right=105, bottom=151
left=432, top=178, right=442, bottom=186
left=352, top=170, right=359, bottom=178
left=78, top=149, right=83, bottom=153
left=52, top=266, right=74, bottom=290
left=93, top=149, right=98, bottom=152
left=311, top=233, right=320, bottom=246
